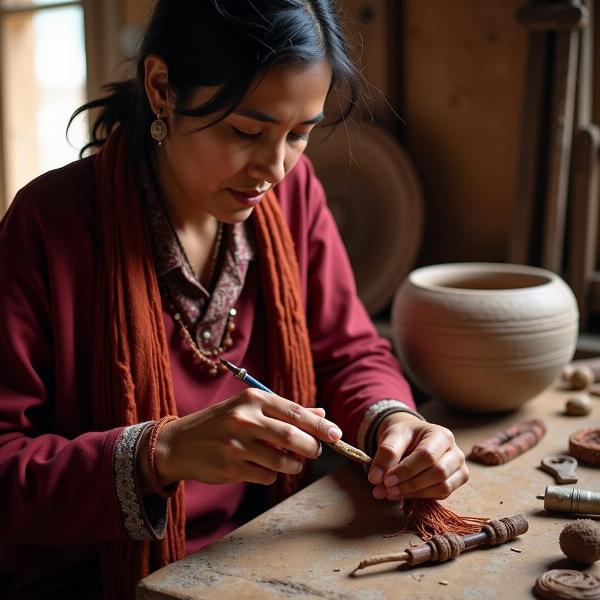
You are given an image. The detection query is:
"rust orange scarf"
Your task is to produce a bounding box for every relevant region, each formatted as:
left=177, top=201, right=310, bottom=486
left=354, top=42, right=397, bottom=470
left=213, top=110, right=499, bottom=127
left=92, top=127, right=316, bottom=598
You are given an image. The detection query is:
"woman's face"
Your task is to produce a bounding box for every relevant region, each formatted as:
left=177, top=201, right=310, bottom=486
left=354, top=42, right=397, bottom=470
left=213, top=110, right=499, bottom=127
left=151, top=59, right=332, bottom=224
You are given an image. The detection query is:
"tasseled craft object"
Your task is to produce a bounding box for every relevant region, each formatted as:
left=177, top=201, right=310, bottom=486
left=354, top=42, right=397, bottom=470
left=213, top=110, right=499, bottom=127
left=334, top=439, right=489, bottom=541
left=355, top=514, right=528, bottom=572
left=401, top=499, right=489, bottom=541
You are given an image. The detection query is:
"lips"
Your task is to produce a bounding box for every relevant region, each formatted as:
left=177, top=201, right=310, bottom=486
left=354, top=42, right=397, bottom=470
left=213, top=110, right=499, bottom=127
left=227, top=188, right=266, bottom=208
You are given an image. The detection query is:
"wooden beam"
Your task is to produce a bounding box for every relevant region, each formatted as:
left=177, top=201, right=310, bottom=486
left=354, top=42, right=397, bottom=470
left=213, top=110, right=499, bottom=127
left=587, top=271, right=600, bottom=313
left=574, top=0, right=594, bottom=127
left=83, top=0, right=122, bottom=103
left=568, top=125, right=600, bottom=330
left=541, top=28, right=580, bottom=272
left=516, top=1, right=588, bottom=30
left=508, top=31, right=549, bottom=264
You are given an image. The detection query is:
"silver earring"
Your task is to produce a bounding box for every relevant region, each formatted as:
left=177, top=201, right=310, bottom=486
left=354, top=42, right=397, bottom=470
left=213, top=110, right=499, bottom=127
left=150, top=112, right=168, bottom=145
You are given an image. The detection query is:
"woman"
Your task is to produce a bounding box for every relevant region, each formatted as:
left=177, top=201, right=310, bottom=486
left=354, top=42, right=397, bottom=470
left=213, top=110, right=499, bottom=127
left=0, top=1, right=469, bottom=598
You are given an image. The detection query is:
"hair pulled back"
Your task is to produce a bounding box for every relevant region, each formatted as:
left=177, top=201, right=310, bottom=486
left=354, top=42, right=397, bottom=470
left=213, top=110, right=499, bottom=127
left=71, top=0, right=358, bottom=157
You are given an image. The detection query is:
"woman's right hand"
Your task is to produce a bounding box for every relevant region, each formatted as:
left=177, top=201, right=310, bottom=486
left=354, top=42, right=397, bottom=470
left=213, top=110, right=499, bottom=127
left=144, top=389, right=342, bottom=489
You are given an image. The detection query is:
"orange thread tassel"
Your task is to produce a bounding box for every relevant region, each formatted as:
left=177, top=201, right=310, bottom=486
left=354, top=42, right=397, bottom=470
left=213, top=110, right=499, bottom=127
left=401, top=499, right=489, bottom=540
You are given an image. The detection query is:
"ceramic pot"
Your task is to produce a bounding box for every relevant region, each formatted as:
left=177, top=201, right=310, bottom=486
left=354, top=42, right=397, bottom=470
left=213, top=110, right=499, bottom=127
left=391, top=263, right=579, bottom=412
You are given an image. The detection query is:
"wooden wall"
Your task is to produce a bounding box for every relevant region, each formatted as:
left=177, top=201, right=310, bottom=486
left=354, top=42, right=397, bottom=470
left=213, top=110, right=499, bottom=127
left=122, top=0, right=152, bottom=34
left=401, top=0, right=527, bottom=264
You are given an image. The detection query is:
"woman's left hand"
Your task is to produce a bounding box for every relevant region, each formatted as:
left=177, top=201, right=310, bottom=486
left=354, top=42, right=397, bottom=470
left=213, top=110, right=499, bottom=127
left=367, top=412, right=469, bottom=501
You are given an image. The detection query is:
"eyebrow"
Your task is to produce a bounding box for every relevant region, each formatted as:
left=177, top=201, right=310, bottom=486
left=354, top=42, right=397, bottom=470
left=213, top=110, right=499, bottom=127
left=234, top=109, right=325, bottom=126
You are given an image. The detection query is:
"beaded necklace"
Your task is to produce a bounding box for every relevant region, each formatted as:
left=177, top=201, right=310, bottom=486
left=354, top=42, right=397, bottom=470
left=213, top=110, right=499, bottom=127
left=167, top=295, right=236, bottom=376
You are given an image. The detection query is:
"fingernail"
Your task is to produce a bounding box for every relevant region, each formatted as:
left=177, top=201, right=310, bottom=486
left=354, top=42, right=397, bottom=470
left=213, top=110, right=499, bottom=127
left=328, top=426, right=342, bottom=440
left=387, top=486, right=400, bottom=496
left=385, top=475, right=399, bottom=487
left=317, top=444, right=322, bottom=457
left=369, top=467, right=383, bottom=484
left=373, top=486, right=386, bottom=500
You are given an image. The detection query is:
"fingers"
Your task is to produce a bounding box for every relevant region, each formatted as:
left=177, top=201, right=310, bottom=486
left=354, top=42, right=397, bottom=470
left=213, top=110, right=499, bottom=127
left=259, top=395, right=341, bottom=451
left=258, top=416, right=324, bottom=460
left=368, top=423, right=466, bottom=502
left=239, top=461, right=279, bottom=485
left=245, top=439, right=306, bottom=476
left=221, top=437, right=307, bottom=485
left=383, top=427, right=455, bottom=487
left=384, top=448, right=468, bottom=499
left=367, top=427, right=413, bottom=486
left=387, top=463, right=470, bottom=500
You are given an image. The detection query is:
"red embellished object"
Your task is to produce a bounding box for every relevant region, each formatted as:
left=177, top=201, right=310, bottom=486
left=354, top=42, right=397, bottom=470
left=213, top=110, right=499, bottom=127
left=148, top=416, right=179, bottom=498
left=470, top=419, right=547, bottom=466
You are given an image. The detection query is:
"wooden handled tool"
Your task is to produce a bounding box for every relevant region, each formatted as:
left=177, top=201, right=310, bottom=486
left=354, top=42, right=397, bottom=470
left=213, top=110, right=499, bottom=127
left=220, top=359, right=373, bottom=466
left=354, top=514, right=528, bottom=571
left=326, top=439, right=372, bottom=465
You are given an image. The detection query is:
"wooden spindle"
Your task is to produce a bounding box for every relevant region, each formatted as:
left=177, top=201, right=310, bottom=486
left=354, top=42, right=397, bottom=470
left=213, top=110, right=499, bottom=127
left=354, top=514, right=528, bottom=571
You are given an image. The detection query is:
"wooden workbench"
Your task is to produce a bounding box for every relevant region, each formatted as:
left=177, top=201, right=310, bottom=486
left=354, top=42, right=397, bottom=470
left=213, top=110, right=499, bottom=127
left=137, top=385, right=599, bottom=599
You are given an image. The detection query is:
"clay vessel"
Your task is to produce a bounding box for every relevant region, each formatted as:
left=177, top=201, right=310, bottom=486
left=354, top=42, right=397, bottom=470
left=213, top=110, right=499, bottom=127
left=391, top=263, right=578, bottom=412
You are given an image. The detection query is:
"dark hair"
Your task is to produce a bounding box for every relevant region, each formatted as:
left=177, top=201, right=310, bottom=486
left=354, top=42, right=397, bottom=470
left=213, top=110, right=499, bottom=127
left=70, top=0, right=359, bottom=158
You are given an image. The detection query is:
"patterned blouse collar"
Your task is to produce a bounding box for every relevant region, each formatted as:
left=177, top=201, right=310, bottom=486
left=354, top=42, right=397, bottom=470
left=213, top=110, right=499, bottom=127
left=140, top=164, right=256, bottom=350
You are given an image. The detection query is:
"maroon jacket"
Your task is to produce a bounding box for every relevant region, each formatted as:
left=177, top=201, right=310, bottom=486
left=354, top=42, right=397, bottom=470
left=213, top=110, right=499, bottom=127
left=0, top=154, right=414, bottom=594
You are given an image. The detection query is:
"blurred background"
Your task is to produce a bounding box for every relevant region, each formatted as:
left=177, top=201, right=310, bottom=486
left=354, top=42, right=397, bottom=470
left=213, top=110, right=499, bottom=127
left=1, top=0, right=599, bottom=350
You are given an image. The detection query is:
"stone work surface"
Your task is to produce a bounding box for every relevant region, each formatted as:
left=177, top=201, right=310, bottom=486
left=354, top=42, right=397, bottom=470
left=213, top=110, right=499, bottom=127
left=138, top=386, right=600, bottom=599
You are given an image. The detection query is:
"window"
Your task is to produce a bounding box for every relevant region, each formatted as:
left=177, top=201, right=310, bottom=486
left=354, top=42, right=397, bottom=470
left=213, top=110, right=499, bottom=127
left=0, top=0, right=121, bottom=212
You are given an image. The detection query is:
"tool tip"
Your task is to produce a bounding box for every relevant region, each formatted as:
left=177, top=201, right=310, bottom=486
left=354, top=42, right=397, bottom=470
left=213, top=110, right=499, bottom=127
left=220, top=358, right=237, bottom=371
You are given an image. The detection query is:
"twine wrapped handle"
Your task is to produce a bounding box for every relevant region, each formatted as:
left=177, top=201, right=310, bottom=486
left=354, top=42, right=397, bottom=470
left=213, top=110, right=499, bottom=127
left=354, top=514, right=528, bottom=571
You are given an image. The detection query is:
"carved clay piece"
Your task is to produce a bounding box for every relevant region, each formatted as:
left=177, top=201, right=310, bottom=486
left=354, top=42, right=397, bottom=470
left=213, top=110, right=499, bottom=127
left=533, top=569, right=600, bottom=600
left=470, top=419, right=547, bottom=465
left=569, top=428, right=600, bottom=466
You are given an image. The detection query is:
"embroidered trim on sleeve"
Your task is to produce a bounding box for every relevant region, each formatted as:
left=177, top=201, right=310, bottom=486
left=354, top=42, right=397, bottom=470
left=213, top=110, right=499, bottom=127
left=357, top=399, right=424, bottom=454
left=113, top=421, right=157, bottom=541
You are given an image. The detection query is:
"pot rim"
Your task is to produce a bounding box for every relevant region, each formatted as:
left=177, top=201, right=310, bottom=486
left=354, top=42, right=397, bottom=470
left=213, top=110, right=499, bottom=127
left=407, top=262, right=559, bottom=294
